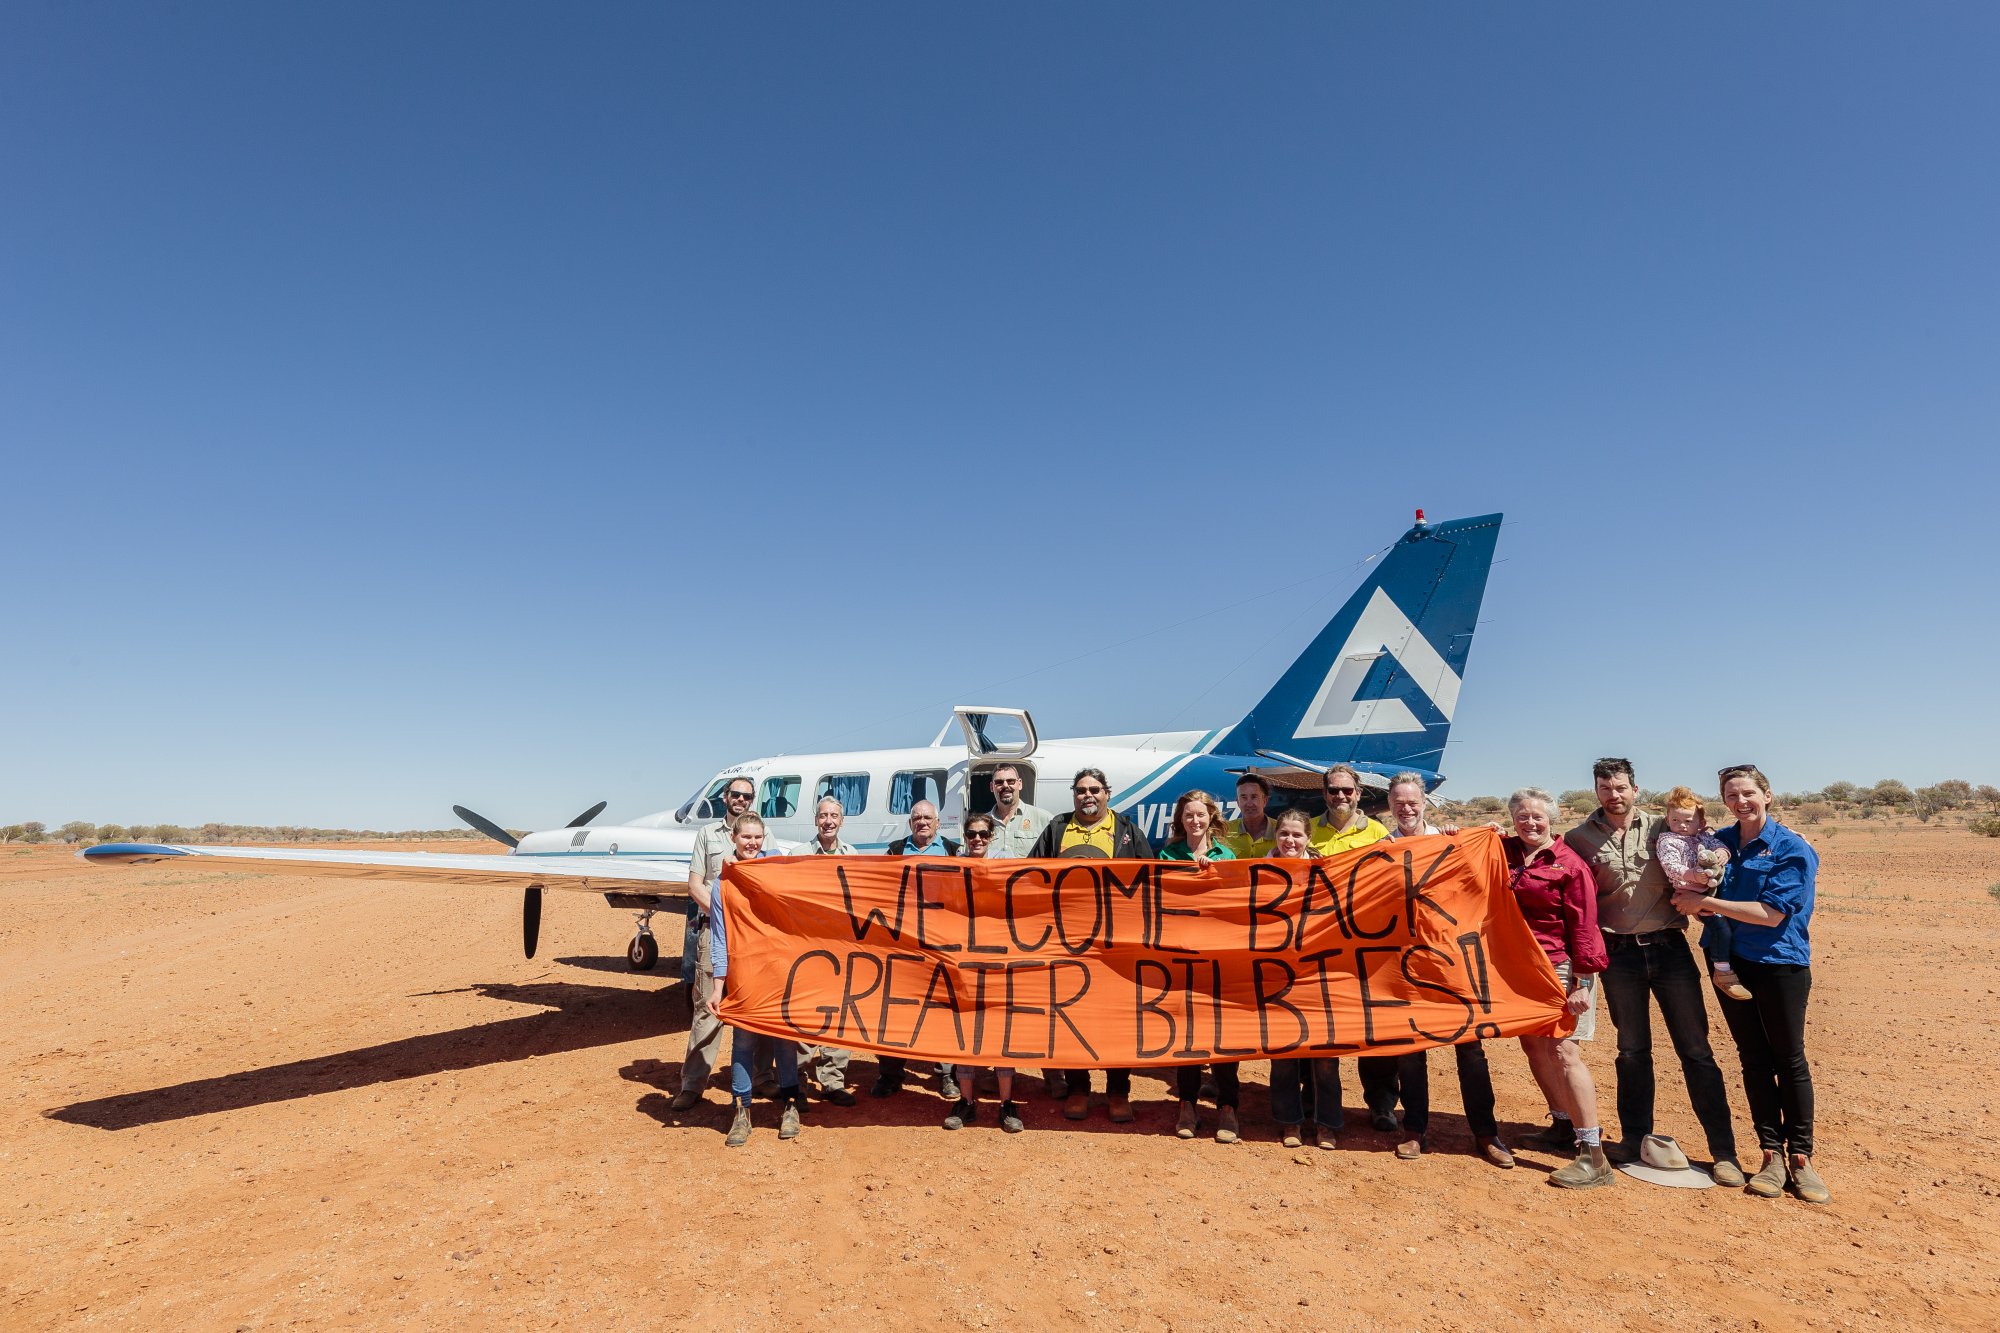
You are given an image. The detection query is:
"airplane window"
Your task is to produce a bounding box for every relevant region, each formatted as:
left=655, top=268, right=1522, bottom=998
left=889, top=769, right=946, bottom=815
left=815, top=773, right=870, bottom=816
left=760, top=776, right=800, bottom=820
left=684, top=777, right=737, bottom=822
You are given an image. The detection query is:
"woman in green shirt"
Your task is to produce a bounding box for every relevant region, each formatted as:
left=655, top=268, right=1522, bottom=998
left=1161, top=790, right=1241, bottom=1141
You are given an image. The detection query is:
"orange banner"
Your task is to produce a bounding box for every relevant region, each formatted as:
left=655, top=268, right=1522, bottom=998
left=713, top=827, right=1569, bottom=1066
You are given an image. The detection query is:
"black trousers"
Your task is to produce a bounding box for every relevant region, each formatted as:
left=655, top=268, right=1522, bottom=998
left=1358, top=1044, right=1497, bottom=1138
left=1269, top=1058, right=1343, bottom=1129
left=1174, top=1062, right=1240, bottom=1108
left=1058, top=1068, right=1132, bottom=1096
left=875, top=1056, right=954, bottom=1085
left=1718, top=956, right=1814, bottom=1156
left=1599, top=929, right=1738, bottom=1157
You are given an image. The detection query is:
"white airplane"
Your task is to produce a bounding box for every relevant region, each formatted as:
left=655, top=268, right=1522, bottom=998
left=87, top=510, right=1501, bottom=973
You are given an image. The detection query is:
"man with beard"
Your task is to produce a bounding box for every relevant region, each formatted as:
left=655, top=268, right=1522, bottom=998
left=1029, top=768, right=1156, bottom=1122
left=1562, top=757, right=1742, bottom=1185
left=983, top=764, right=1051, bottom=858
left=669, top=776, right=756, bottom=1112
left=1308, top=764, right=1388, bottom=856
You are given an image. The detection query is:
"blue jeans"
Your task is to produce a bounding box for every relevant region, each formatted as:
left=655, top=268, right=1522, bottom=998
left=1269, top=1058, right=1343, bottom=1129
left=730, top=1027, right=798, bottom=1106
left=1599, top=929, right=1738, bottom=1157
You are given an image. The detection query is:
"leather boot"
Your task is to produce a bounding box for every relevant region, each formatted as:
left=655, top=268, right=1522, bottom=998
left=725, top=1105, right=753, bottom=1148
left=1548, top=1143, right=1614, bottom=1189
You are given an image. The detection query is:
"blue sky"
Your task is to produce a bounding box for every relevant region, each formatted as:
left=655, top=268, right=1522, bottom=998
left=5, top=3, right=1996, bottom=828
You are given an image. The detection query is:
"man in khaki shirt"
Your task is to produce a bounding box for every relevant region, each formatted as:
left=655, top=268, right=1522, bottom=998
left=669, top=777, right=756, bottom=1111
left=1563, top=758, right=1742, bottom=1185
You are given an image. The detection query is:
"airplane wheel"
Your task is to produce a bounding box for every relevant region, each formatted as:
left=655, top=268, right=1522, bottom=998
left=628, top=934, right=660, bottom=971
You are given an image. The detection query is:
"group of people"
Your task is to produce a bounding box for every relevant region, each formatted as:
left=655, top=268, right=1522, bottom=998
left=673, top=757, right=1826, bottom=1205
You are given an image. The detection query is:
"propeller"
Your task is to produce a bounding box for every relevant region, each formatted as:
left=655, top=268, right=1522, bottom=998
left=523, top=884, right=543, bottom=958
left=452, top=804, right=519, bottom=849
left=567, top=801, right=608, bottom=828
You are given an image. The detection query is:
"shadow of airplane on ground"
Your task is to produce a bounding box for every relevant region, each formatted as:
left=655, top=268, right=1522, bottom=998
left=46, top=980, right=687, bottom=1132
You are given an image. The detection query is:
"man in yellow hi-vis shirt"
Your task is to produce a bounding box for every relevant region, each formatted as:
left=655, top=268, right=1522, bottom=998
left=1309, top=764, right=1389, bottom=857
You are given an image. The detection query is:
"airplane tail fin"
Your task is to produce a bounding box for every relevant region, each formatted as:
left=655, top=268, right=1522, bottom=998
left=1211, top=512, right=1502, bottom=784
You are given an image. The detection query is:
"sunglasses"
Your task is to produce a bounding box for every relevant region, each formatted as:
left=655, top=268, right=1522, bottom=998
left=726, top=790, right=754, bottom=800
left=965, top=828, right=993, bottom=838
left=1072, top=785, right=1107, bottom=795
left=1718, top=765, right=1760, bottom=779
left=1324, top=785, right=1357, bottom=795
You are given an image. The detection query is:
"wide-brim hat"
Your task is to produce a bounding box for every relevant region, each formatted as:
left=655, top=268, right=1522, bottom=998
left=1617, top=1134, right=1714, bottom=1189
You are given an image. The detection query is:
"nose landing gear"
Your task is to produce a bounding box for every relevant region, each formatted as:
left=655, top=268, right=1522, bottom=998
left=627, top=909, right=660, bottom=971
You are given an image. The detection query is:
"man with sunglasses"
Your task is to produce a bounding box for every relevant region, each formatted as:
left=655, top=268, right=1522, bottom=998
left=1308, top=764, right=1388, bottom=856
left=982, top=765, right=1051, bottom=858
left=872, top=800, right=960, bottom=1099
left=669, top=777, right=758, bottom=1112
left=1562, top=757, right=1743, bottom=1186
left=1029, top=768, right=1157, bottom=1121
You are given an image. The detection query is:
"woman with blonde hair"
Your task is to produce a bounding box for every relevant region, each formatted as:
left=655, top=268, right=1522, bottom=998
left=1160, top=790, right=1239, bottom=1140
left=1265, top=809, right=1347, bottom=1149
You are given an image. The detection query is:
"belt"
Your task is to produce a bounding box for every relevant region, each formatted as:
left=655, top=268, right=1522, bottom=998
left=1606, top=927, right=1684, bottom=947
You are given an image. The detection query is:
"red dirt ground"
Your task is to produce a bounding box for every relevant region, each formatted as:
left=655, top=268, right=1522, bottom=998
left=4, top=822, right=1997, bottom=1330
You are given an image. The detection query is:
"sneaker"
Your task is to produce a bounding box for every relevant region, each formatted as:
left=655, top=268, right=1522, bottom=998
left=999, top=1101, right=1025, bottom=1134
left=823, top=1087, right=857, bottom=1108
left=1215, top=1107, right=1239, bottom=1145
left=1175, top=1101, right=1198, bottom=1140
left=1745, top=1151, right=1787, bottom=1198
left=725, top=1105, right=753, bottom=1148
left=1063, top=1091, right=1091, bottom=1121
left=668, top=1088, right=703, bottom=1113
left=1370, top=1110, right=1399, bottom=1133
left=1281, top=1125, right=1304, bottom=1149
left=1478, top=1136, right=1516, bottom=1169
left=1788, top=1154, right=1830, bottom=1204
left=1315, top=1125, right=1338, bottom=1151
left=1107, top=1094, right=1135, bottom=1124
left=1710, top=1157, right=1746, bottom=1188
left=778, top=1098, right=801, bottom=1141
left=1548, top=1144, right=1614, bottom=1189
left=943, top=1098, right=975, bottom=1131
left=1525, top=1117, right=1575, bottom=1151
left=1712, top=968, right=1753, bottom=1001
left=1394, top=1136, right=1425, bottom=1160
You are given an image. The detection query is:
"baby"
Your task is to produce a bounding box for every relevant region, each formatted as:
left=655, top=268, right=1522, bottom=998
left=1654, top=786, right=1748, bottom=1000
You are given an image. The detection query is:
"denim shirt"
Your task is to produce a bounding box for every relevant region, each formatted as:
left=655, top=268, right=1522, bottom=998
left=1715, top=818, right=1817, bottom=966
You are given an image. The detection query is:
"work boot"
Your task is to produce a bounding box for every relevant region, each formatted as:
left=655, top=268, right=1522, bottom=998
left=999, top=1101, right=1025, bottom=1134
left=1107, top=1093, right=1134, bottom=1124
left=1745, top=1151, right=1787, bottom=1198
left=1063, top=1091, right=1091, bottom=1121
left=1281, top=1124, right=1304, bottom=1149
left=1175, top=1100, right=1198, bottom=1140
left=1602, top=1138, right=1642, bottom=1164
left=725, top=1105, right=753, bottom=1148
left=778, top=1096, right=802, bottom=1141
left=1788, top=1154, right=1830, bottom=1204
left=1042, top=1070, right=1068, bottom=1099
left=668, top=1088, right=703, bottom=1113
left=1215, top=1107, right=1240, bottom=1145
left=1548, top=1143, right=1614, bottom=1189
left=1710, top=1157, right=1746, bottom=1188
left=943, top=1098, right=976, bottom=1131
left=1478, top=1136, right=1517, bottom=1169
left=1525, top=1116, right=1575, bottom=1151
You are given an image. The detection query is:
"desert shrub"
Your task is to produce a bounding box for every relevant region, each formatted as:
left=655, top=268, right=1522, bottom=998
left=1794, top=802, right=1834, bottom=826
left=1970, top=816, right=2000, bottom=839
left=1989, top=883, right=2000, bottom=903
left=1559, top=789, right=1595, bottom=815
left=1820, top=781, right=1859, bottom=804
left=1869, top=779, right=1912, bottom=809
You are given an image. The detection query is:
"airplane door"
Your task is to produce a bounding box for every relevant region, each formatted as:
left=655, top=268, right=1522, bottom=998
left=953, top=707, right=1037, bottom=759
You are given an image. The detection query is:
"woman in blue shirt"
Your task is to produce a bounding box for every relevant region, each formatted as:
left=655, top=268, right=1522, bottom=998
left=1671, top=764, right=1826, bottom=1204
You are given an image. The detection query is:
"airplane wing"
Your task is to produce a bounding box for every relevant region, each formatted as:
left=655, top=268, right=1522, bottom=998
left=81, top=842, right=694, bottom=895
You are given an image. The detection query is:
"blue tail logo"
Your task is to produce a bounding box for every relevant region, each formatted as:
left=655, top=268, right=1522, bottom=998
left=1213, top=512, right=1501, bottom=779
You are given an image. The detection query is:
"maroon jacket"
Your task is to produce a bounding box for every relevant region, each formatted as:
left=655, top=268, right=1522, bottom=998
left=1503, top=835, right=1608, bottom=974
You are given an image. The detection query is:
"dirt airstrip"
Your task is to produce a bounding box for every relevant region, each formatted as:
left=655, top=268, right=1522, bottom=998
left=3, top=823, right=1998, bottom=1330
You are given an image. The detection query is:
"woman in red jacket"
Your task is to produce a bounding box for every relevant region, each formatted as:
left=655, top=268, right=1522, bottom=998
left=1504, top=786, right=1613, bottom=1190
